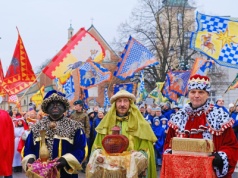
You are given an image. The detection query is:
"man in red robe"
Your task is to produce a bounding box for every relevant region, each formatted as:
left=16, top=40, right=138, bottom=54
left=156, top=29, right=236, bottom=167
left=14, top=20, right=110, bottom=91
left=164, top=74, right=238, bottom=178
left=0, top=110, right=14, bottom=178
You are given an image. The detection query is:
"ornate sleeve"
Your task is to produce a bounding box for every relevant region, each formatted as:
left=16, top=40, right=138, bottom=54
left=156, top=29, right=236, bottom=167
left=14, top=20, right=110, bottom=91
left=62, top=128, right=87, bottom=174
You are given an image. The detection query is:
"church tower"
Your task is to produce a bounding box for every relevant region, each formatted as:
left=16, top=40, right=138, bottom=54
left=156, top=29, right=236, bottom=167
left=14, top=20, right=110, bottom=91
left=68, top=23, right=74, bottom=40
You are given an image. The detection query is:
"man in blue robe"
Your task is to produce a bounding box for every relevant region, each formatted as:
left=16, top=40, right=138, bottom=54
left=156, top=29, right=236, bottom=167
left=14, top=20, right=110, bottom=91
left=22, top=90, right=86, bottom=178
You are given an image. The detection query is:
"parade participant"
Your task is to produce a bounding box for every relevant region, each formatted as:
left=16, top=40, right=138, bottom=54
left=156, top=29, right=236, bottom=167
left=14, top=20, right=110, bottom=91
left=26, top=109, right=38, bottom=126
left=91, top=90, right=157, bottom=177
left=0, top=110, right=14, bottom=178
left=145, top=107, right=156, bottom=126
left=93, top=108, right=105, bottom=137
left=228, top=103, right=235, bottom=116
left=93, top=105, right=99, bottom=117
left=160, top=118, right=169, bottom=134
left=146, top=105, right=152, bottom=116
left=22, top=90, right=86, bottom=178
left=216, top=96, right=225, bottom=107
left=12, top=117, right=28, bottom=172
left=152, top=118, right=165, bottom=167
left=172, top=104, right=182, bottom=113
left=139, top=104, right=146, bottom=117
left=70, top=100, right=90, bottom=139
left=70, top=99, right=90, bottom=173
left=87, top=108, right=95, bottom=159
left=164, top=74, right=238, bottom=178
left=215, top=96, right=229, bottom=114
left=161, top=101, right=175, bottom=120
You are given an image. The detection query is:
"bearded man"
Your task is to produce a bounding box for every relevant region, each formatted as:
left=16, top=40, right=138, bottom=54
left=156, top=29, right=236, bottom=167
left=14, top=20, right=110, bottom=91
left=22, top=90, right=86, bottom=178
left=89, top=90, right=157, bottom=178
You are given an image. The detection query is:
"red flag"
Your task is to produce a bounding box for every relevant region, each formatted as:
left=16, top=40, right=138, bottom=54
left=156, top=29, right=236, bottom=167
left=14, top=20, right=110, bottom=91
left=0, top=60, right=6, bottom=95
left=2, top=31, right=36, bottom=95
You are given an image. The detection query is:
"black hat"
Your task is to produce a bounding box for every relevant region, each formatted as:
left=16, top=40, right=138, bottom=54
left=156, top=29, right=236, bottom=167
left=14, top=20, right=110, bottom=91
left=41, top=90, right=69, bottom=114
left=73, top=100, right=83, bottom=106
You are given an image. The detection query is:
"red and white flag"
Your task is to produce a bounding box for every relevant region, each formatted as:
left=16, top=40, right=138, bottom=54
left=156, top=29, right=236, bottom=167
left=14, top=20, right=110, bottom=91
left=8, top=95, right=19, bottom=103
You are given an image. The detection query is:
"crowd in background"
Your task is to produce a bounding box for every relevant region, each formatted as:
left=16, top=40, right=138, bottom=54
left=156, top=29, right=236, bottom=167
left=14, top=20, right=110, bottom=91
left=5, top=95, right=238, bottom=174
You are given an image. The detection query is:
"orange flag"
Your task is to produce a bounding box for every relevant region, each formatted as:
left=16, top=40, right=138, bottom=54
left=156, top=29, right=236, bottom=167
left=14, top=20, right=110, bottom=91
left=2, top=30, right=36, bottom=95
left=0, top=60, right=6, bottom=95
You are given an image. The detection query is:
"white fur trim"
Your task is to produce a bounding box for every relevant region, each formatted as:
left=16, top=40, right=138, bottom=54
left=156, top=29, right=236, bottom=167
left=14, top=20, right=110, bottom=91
left=21, top=154, right=36, bottom=171
left=214, top=151, right=228, bottom=177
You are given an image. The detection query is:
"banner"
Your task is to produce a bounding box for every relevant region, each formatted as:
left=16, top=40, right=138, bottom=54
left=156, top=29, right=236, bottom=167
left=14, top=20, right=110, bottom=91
left=114, top=36, right=159, bottom=80
left=3, top=31, right=36, bottom=95
left=43, top=27, right=105, bottom=84
left=113, top=82, right=137, bottom=95
left=31, top=85, right=45, bottom=107
left=190, top=12, right=238, bottom=69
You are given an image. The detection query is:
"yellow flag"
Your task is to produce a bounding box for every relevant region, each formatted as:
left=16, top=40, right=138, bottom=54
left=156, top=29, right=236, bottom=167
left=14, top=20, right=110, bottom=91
left=31, top=85, right=44, bottom=107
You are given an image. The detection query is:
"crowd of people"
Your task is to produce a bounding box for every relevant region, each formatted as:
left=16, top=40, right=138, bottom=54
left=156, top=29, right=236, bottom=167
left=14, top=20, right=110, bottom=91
left=0, top=74, right=238, bottom=178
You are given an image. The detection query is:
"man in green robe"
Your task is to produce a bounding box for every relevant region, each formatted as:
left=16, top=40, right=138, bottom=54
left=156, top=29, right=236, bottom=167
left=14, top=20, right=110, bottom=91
left=91, top=90, right=157, bottom=178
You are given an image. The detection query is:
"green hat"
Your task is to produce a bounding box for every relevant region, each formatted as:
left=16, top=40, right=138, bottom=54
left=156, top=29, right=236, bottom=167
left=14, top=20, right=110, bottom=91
left=73, top=100, right=83, bottom=106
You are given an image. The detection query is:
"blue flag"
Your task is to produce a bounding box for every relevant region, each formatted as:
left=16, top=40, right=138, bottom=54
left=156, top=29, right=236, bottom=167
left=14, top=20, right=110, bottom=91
left=78, top=61, right=112, bottom=89
left=103, top=87, right=110, bottom=109
left=114, top=36, right=159, bottom=80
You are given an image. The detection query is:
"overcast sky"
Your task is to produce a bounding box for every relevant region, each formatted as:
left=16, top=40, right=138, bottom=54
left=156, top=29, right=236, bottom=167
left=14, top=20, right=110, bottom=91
left=0, top=0, right=238, bottom=74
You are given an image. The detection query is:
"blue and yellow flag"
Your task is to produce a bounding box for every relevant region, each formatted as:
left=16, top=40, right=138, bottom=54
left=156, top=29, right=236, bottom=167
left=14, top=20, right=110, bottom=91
left=191, top=12, right=238, bottom=69
left=136, top=70, right=148, bottom=103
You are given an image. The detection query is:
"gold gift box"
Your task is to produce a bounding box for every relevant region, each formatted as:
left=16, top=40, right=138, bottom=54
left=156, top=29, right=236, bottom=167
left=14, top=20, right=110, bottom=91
left=172, top=138, right=214, bottom=155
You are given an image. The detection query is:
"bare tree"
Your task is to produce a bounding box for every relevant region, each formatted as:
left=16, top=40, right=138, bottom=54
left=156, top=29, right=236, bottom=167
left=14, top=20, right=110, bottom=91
left=36, top=58, right=52, bottom=73
left=113, top=0, right=198, bottom=91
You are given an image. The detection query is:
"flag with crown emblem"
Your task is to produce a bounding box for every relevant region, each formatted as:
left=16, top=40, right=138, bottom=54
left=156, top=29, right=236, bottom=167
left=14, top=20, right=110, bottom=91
left=114, top=36, right=159, bottom=80
left=191, top=12, right=238, bottom=69
left=2, top=31, right=36, bottom=95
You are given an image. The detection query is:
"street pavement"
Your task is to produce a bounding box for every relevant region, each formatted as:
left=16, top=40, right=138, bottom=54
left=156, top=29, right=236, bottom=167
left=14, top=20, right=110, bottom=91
left=9, top=169, right=161, bottom=178
left=10, top=169, right=238, bottom=178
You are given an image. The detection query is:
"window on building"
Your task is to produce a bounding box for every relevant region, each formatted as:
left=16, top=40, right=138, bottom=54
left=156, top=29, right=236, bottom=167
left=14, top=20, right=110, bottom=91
left=24, top=100, right=26, bottom=105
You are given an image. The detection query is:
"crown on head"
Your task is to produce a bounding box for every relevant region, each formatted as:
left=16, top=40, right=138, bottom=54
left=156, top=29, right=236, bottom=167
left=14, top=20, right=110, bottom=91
left=188, top=74, right=211, bottom=93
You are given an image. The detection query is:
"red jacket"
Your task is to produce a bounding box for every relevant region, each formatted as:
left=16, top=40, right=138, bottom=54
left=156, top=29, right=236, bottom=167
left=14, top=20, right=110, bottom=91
left=0, top=110, right=14, bottom=176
